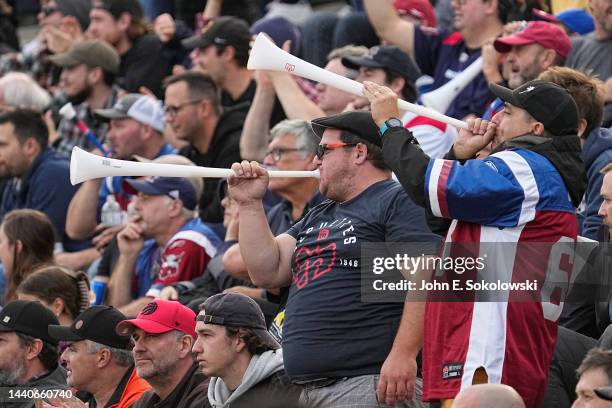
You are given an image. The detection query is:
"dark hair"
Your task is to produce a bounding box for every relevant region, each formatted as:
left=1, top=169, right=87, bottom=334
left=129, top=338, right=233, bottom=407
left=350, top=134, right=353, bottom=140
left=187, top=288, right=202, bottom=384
left=0, top=109, right=48, bottom=148
left=16, top=332, right=58, bottom=372
left=383, top=68, right=417, bottom=103
left=340, top=131, right=389, bottom=171
left=496, top=0, right=516, bottom=24
left=538, top=67, right=604, bottom=140
left=225, top=327, right=274, bottom=355
left=577, top=348, right=612, bottom=382
left=2, top=210, right=56, bottom=304
left=17, top=267, right=90, bottom=321
left=163, top=72, right=221, bottom=115
left=214, top=44, right=249, bottom=68
left=101, top=69, right=117, bottom=88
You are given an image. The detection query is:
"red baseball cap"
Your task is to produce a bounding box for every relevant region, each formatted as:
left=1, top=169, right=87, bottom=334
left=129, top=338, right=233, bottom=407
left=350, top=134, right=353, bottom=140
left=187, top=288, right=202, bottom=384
left=116, top=300, right=196, bottom=338
left=393, top=0, right=437, bottom=28
left=493, top=21, right=571, bottom=58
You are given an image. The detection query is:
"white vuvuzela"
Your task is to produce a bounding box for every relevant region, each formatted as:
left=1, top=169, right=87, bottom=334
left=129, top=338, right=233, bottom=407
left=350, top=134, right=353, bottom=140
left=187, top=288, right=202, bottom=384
left=247, top=33, right=469, bottom=130
left=70, top=147, right=320, bottom=185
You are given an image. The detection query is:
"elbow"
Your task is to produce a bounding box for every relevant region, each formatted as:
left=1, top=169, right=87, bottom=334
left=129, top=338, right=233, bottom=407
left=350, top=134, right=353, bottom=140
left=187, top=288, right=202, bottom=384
left=249, top=272, right=275, bottom=289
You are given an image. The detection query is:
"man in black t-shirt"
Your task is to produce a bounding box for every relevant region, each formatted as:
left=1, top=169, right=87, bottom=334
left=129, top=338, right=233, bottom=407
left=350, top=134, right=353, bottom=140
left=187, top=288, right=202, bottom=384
left=229, top=111, right=439, bottom=407
left=86, top=0, right=171, bottom=98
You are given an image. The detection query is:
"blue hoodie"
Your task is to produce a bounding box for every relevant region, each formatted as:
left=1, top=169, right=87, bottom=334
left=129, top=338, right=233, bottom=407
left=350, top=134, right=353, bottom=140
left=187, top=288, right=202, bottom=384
left=580, top=127, right=612, bottom=240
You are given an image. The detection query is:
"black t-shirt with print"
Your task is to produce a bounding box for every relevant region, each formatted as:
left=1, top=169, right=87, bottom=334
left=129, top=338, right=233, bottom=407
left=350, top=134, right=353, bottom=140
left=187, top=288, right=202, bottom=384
left=283, top=179, right=439, bottom=381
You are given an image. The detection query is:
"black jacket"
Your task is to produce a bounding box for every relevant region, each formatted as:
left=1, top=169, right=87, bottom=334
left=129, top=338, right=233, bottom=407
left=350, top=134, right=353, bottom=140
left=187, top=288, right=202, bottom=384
left=228, top=370, right=302, bottom=408
left=180, top=105, right=245, bottom=223
left=132, top=363, right=210, bottom=408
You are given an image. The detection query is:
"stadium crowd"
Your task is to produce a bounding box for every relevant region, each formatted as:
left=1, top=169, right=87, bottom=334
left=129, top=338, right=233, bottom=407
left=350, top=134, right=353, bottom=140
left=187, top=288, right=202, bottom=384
left=0, top=0, right=610, bottom=406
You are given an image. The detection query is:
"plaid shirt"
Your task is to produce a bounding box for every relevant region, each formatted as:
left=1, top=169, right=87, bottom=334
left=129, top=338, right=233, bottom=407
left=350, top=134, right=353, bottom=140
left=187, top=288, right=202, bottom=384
left=53, top=87, right=120, bottom=158
left=0, top=42, right=60, bottom=91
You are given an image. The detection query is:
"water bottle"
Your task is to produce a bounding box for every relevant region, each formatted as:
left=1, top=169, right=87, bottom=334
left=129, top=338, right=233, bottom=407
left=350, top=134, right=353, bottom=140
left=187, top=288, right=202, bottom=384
left=101, top=195, right=123, bottom=227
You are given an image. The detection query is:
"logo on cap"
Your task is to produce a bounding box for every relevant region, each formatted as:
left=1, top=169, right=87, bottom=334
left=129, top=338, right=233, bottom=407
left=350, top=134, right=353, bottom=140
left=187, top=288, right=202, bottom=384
left=519, top=86, right=535, bottom=94
left=75, top=320, right=84, bottom=330
left=142, top=302, right=158, bottom=315
left=3, top=316, right=10, bottom=323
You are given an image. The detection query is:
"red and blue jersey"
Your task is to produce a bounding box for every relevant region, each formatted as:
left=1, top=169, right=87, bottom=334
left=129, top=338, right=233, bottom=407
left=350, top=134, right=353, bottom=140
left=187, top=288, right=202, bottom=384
left=422, top=148, right=579, bottom=407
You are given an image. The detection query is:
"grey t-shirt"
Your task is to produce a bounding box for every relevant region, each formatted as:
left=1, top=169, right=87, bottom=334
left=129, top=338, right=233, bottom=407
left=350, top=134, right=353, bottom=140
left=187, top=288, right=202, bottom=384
left=566, top=33, right=612, bottom=80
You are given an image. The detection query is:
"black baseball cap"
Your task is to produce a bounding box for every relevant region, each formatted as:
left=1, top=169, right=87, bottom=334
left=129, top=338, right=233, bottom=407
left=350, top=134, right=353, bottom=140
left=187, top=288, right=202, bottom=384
left=198, top=293, right=280, bottom=350
left=311, top=111, right=382, bottom=147
left=0, top=300, right=60, bottom=346
left=92, top=0, right=143, bottom=20
left=48, top=306, right=131, bottom=350
left=489, top=79, right=579, bottom=136
left=182, top=16, right=251, bottom=54
left=342, top=45, right=421, bottom=82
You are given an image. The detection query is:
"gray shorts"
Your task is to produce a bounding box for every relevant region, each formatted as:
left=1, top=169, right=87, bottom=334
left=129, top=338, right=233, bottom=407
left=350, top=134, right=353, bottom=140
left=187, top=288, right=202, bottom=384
left=298, top=374, right=429, bottom=408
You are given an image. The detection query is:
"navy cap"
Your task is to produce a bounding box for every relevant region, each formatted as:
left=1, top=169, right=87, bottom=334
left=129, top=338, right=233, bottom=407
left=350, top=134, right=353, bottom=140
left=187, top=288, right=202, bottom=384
left=123, top=176, right=198, bottom=211
left=48, top=306, right=131, bottom=349
left=311, top=111, right=382, bottom=147
left=342, top=45, right=421, bottom=82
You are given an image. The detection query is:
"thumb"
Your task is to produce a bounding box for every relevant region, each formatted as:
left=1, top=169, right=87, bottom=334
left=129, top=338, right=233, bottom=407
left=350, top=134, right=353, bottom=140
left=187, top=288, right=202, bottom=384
left=282, top=40, right=292, bottom=53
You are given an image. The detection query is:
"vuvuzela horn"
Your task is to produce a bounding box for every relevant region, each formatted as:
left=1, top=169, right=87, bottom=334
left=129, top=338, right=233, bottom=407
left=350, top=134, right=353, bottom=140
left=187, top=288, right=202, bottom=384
left=70, top=147, right=320, bottom=185
left=247, top=33, right=469, bottom=130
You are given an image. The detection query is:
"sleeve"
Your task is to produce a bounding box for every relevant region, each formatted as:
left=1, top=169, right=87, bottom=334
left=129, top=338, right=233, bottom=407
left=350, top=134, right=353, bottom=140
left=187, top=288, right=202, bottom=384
left=122, top=37, right=171, bottom=98
left=146, top=239, right=211, bottom=297
left=28, top=165, right=78, bottom=239
left=424, top=151, right=537, bottom=227
left=286, top=217, right=305, bottom=239
left=412, top=27, right=444, bottom=77
left=381, top=126, right=431, bottom=208
left=582, top=154, right=611, bottom=239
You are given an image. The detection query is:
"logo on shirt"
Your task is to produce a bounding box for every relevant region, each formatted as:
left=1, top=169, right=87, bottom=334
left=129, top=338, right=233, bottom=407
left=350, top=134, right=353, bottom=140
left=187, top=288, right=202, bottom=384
left=159, top=252, right=185, bottom=280
left=442, top=362, right=463, bottom=380
left=293, top=228, right=337, bottom=290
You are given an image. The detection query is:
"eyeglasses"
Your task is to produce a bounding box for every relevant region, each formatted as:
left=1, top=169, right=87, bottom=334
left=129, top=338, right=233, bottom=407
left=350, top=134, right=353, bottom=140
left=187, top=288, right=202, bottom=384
left=315, top=143, right=358, bottom=159
left=264, top=148, right=304, bottom=162
left=41, top=5, right=59, bottom=16
left=163, top=99, right=203, bottom=118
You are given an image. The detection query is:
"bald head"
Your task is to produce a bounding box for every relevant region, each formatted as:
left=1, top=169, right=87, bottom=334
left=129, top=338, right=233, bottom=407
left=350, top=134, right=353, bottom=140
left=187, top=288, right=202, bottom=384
left=453, top=384, right=525, bottom=408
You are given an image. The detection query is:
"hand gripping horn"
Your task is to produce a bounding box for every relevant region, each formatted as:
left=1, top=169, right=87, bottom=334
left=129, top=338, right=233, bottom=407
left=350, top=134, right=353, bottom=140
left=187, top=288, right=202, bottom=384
left=247, top=33, right=468, bottom=129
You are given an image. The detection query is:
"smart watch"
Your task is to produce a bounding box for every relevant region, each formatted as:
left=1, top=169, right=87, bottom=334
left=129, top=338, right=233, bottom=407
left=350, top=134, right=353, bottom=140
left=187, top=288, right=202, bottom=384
left=379, top=117, right=403, bottom=137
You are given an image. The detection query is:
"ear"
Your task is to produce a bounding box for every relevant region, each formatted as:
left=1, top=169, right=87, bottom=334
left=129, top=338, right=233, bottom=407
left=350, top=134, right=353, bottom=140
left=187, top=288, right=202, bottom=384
left=167, top=198, right=183, bottom=218
left=25, top=338, right=44, bottom=362
left=97, top=348, right=112, bottom=368
left=222, top=46, right=236, bottom=63
left=389, top=77, right=406, bottom=96
left=178, top=334, right=194, bottom=358
left=532, top=121, right=545, bottom=136
left=354, top=143, right=368, bottom=165
left=197, top=99, right=213, bottom=118
left=22, top=137, right=40, bottom=158
left=577, top=118, right=588, bottom=139
left=485, top=0, right=499, bottom=17
left=141, top=124, right=154, bottom=142
left=539, top=49, right=557, bottom=70
left=14, top=239, right=23, bottom=255
left=87, top=67, right=103, bottom=85
left=50, top=297, right=66, bottom=318
left=233, top=333, right=247, bottom=354
left=117, top=12, right=133, bottom=32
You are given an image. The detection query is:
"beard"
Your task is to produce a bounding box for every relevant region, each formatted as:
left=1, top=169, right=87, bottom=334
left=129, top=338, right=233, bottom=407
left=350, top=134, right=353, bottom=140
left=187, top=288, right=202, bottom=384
left=67, top=85, right=92, bottom=105
left=0, top=358, right=26, bottom=386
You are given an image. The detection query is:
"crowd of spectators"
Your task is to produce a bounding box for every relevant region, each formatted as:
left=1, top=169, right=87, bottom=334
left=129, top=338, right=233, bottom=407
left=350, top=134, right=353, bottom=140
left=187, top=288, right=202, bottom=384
left=0, top=0, right=610, bottom=407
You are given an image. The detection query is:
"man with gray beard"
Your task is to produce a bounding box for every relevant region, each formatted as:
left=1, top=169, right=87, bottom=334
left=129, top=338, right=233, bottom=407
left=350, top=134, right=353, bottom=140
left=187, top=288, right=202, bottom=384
left=0, top=301, right=67, bottom=408
left=116, top=300, right=211, bottom=408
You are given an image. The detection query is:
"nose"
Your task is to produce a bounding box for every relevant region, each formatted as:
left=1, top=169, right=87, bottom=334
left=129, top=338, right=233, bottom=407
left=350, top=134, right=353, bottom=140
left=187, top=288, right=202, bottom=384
left=60, top=348, right=69, bottom=365
left=190, top=49, right=200, bottom=65
left=491, top=110, right=502, bottom=126
left=598, top=201, right=606, bottom=217
left=192, top=336, right=203, bottom=354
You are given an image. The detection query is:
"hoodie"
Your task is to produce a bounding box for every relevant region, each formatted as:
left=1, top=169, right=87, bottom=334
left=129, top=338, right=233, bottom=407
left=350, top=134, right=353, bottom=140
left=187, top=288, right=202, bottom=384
left=580, top=127, right=612, bottom=240
left=207, top=349, right=300, bottom=408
